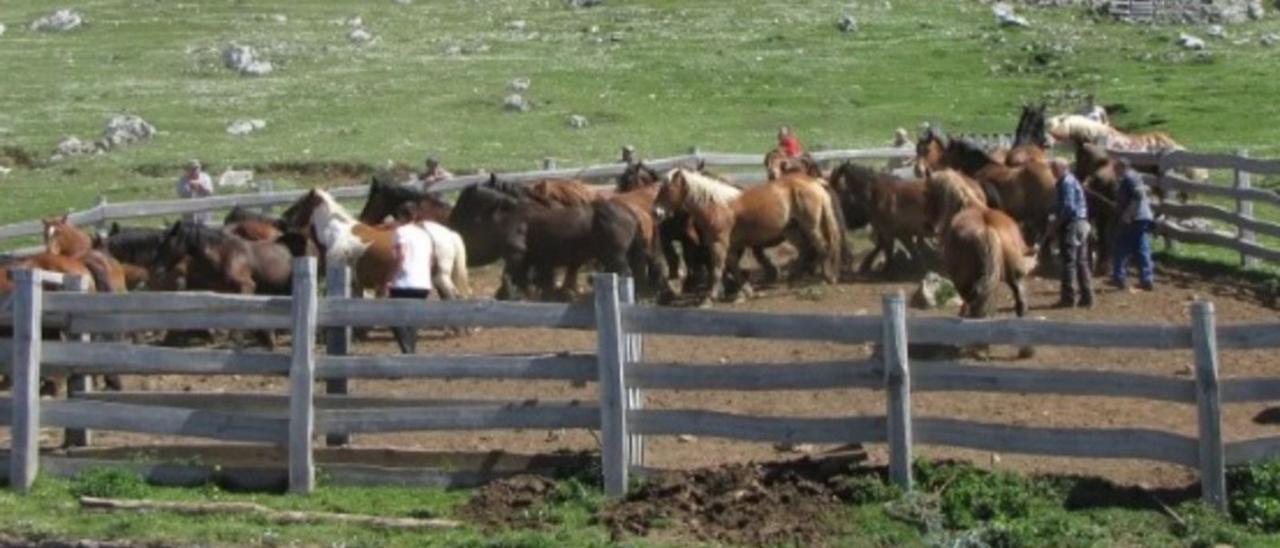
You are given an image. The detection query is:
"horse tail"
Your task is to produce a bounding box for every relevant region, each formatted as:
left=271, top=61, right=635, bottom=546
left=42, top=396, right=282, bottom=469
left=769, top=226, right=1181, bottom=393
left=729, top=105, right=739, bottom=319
left=969, top=223, right=1004, bottom=319
left=82, top=255, right=116, bottom=294
left=819, top=188, right=844, bottom=281
left=451, top=231, right=472, bottom=298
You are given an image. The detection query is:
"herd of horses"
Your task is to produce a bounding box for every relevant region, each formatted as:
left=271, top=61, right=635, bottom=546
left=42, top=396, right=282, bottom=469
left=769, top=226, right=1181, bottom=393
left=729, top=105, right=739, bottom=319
left=0, top=105, right=1194, bottom=391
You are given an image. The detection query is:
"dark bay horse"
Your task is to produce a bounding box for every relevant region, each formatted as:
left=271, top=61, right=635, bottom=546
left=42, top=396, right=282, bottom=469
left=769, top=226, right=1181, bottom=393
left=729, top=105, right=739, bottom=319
left=1006, top=103, right=1049, bottom=167
left=828, top=162, right=933, bottom=275
left=357, top=174, right=453, bottom=226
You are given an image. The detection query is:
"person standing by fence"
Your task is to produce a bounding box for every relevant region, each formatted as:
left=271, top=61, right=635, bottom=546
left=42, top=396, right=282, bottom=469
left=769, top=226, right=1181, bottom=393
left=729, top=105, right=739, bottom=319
left=419, top=156, right=454, bottom=191
left=777, top=126, right=803, bottom=158
left=1111, top=159, right=1156, bottom=292
left=176, top=159, right=214, bottom=224
left=1050, top=159, right=1093, bottom=308
left=388, top=206, right=434, bottom=354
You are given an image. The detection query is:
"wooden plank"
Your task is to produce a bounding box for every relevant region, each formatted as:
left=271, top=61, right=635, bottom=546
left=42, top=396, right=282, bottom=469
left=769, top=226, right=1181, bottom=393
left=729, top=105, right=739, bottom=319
left=10, top=268, right=42, bottom=493
left=63, top=275, right=92, bottom=449
left=289, top=258, right=318, bottom=494
left=317, top=401, right=599, bottom=434
left=620, top=278, right=645, bottom=469
left=0, top=396, right=9, bottom=425
left=317, top=353, right=597, bottom=382
left=63, top=310, right=292, bottom=334
left=1236, top=150, right=1258, bottom=268
left=883, top=293, right=913, bottom=490
left=628, top=359, right=881, bottom=391
left=76, top=392, right=511, bottom=414
left=625, top=305, right=882, bottom=343
left=906, top=317, right=1191, bottom=349
left=1107, top=150, right=1162, bottom=169
left=1226, top=436, right=1280, bottom=466
left=1157, top=150, right=1280, bottom=176
left=1222, top=378, right=1280, bottom=403
left=325, top=264, right=353, bottom=447
left=41, top=400, right=287, bottom=443
left=631, top=409, right=886, bottom=444
left=1159, top=221, right=1280, bottom=264
left=1191, top=301, right=1226, bottom=511
left=41, top=341, right=290, bottom=375
left=914, top=418, right=1198, bottom=467
left=1158, top=202, right=1280, bottom=240
left=44, top=292, right=290, bottom=315
left=913, top=361, right=1196, bottom=403
left=0, top=207, right=102, bottom=240
left=1156, top=173, right=1280, bottom=208
left=593, top=274, right=629, bottom=498
left=0, top=456, right=288, bottom=492
left=318, top=298, right=595, bottom=330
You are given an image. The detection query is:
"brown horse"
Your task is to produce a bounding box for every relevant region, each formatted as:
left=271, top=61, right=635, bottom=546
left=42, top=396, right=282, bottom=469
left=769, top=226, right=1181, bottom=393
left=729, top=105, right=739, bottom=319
left=357, top=174, right=453, bottom=225
left=1005, top=103, right=1049, bottom=167
left=42, top=215, right=128, bottom=293
left=924, top=170, right=1036, bottom=319
left=657, top=169, right=841, bottom=305
left=525, top=178, right=600, bottom=207
left=917, top=129, right=1056, bottom=243
left=828, top=162, right=934, bottom=275
left=285, top=189, right=398, bottom=296
left=765, top=149, right=824, bottom=180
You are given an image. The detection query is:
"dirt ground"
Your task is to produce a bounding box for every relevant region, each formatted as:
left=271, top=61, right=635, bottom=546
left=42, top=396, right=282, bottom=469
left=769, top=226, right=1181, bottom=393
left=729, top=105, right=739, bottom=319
left=4, top=253, right=1280, bottom=490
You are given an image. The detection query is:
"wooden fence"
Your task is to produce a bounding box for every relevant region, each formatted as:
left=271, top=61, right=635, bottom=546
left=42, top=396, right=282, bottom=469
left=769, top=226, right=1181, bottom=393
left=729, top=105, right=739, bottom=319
left=4, top=258, right=1280, bottom=510
left=1111, top=149, right=1280, bottom=268
left=0, top=147, right=913, bottom=253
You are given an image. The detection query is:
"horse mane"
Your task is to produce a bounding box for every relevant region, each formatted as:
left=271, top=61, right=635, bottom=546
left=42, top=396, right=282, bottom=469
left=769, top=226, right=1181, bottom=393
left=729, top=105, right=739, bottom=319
left=484, top=176, right=528, bottom=199
left=945, top=138, right=998, bottom=173
left=669, top=168, right=741, bottom=207
left=312, top=189, right=358, bottom=224
left=1048, top=114, right=1115, bottom=144
left=927, top=170, right=986, bottom=220
left=1014, top=104, right=1048, bottom=148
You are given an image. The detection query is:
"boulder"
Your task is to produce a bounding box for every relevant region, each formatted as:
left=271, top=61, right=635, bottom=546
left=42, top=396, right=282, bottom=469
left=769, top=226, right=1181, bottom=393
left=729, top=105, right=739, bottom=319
left=509, top=77, right=531, bottom=93
left=837, top=14, right=858, bottom=32
left=223, top=43, right=274, bottom=76
left=1177, top=33, right=1207, bottom=50
left=0, top=22, right=6, bottom=38
left=1262, top=32, right=1279, bottom=46
left=568, top=114, right=589, bottom=128
left=993, top=3, right=1031, bottom=27
left=1248, top=0, right=1266, bottom=20
left=226, top=119, right=267, bottom=136
left=348, top=27, right=373, bottom=44
left=503, top=93, right=530, bottom=112
left=52, top=136, right=99, bottom=160
left=911, top=272, right=961, bottom=310
left=101, top=115, right=156, bottom=149
left=31, top=9, right=83, bottom=32
left=216, top=169, right=255, bottom=189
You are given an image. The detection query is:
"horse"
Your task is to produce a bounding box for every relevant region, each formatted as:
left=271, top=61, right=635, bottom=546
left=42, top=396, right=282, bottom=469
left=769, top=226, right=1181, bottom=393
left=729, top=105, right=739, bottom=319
left=357, top=174, right=453, bottom=226
left=924, top=170, right=1036, bottom=320
left=525, top=179, right=600, bottom=208
left=42, top=215, right=128, bottom=293
left=828, top=162, right=933, bottom=275
left=765, top=149, right=824, bottom=181
left=1006, top=103, right=1049, bottom=167
left=104, top=224, right=174, bottom=289
left=656, top=168, right=841, bottom=305
left=917, top=129, right=1056, bottom=244
left=1047, top=114, right=1207, bottom=181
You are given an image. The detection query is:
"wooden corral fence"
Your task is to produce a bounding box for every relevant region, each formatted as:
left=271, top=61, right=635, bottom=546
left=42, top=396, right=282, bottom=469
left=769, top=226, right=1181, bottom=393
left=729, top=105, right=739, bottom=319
left=3, top=259, right=1280, bottom=510
left=0, top=147, right=913, bottom=254
left=1112, top=149, right=1280, bottom=268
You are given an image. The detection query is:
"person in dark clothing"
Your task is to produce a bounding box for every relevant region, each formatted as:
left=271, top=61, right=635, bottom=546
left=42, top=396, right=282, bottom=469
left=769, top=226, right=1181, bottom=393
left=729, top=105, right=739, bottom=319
left=1050, top=159, right=1093, bottom=308
left=1111, top=159, right=1156, bottom=291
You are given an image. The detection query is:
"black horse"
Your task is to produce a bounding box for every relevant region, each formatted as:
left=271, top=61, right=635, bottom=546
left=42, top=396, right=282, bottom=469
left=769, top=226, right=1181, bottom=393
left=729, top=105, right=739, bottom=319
left=357, top=173, right=453, bottom=226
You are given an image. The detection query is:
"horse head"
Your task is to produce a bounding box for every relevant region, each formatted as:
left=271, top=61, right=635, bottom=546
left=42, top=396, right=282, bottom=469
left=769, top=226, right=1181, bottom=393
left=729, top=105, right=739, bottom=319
left=654, top=169, right=690, bottom=218
left=154, top=220, right=190, bottom=273
left=915, top=126, right=948, bottom=171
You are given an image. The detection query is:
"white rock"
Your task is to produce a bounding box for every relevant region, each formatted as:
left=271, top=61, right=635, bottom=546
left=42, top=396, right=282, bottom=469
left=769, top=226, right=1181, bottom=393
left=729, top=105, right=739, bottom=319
left=0, top=23, right=6, bottom=38
left=993, top=3, right=1030, bottom=28
left=838, top=14, right=858, bottom=32
left=344, top=16, right=363, bottom=28
left=223, top=43, right=273, bottom=76
left=509, top=77, right=531, bottom=92
left=31, top=9, right=83, bottom=32
left=1207, top=25, right=1225, bottom=39
left=271, top=14, right=288, bottom=23
left=1262, top=33, right=1279, bottom=47
left=568, top=114, right=589, bottom=128
left=503, top=93, right=530, bottom=112
left=53, top=136, right=98, bottom=159
left=394, top=0, right=413, bottom=4
left=348, top=27, right=373, bottom=44
left=507, top=20, right=526, bottom=31
left=101, top=115, right=156, bottom=149
left=1177, top=33, right=1206, bottom=50
left=0, top=165, right=11, bottom=176
left=216, top=169, right=255, bottom=189
left=1248, top=0, right=1266, bottom=20
left=911, top=272, right=959, bottom=310
left=226, top=118, right=266, bottom=136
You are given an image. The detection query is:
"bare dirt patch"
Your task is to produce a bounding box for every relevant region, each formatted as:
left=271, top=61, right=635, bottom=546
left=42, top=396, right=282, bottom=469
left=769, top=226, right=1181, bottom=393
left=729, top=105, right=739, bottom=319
left=457, top=474, right=562, bottom=530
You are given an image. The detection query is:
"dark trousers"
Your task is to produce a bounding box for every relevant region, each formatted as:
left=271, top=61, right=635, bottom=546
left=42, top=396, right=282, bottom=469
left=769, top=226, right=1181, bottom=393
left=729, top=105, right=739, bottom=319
left=1112, top=220, right=1155, bottom=286
left=389, top=288, right=430, bottom=354
left=1060, top=220, right=1094, bottom=305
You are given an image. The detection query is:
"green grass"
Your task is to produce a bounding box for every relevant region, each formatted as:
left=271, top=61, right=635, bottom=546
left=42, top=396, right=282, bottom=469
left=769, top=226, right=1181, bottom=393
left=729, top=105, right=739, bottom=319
left=2, top=0, right=1280, bottom=231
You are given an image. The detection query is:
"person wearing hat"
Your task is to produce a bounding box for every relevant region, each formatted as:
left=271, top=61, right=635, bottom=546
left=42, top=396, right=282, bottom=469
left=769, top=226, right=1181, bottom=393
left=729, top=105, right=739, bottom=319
left=420, top=155, right=454, bottom=190
left=621, top=145, right=637, bottom=166
left=888, top=128, right=914, bottom=172
left=176, top=159, right=214, bottom=224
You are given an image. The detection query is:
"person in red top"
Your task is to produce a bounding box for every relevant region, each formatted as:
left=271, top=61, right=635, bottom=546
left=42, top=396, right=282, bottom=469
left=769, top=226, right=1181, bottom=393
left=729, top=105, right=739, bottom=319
left=777, top=126, right=803, bottom=158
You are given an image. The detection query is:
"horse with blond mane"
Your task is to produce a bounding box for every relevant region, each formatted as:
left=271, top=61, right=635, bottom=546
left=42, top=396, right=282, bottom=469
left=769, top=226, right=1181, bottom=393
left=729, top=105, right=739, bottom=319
left=1047, top=114, right=1207, bottom=181
left=924, top=170, right=1037, bottom=320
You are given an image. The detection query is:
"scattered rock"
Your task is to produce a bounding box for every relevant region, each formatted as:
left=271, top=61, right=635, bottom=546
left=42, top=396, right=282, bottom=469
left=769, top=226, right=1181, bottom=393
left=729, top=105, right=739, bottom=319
left=774, top=442, right=816, bottom=454
left=993, top=3, right=1031, bottom=27
left=911, top=272, right=960, bottom=310
left=52, top=136, right=99, bottom=160
left=506, top=20, right=527, bottom=31
left=1248, top=0, right=1266, bottom=20
left=509, top=77, right=531, bottom=93
left=101, top=115, right=156, bottom=149
left=30, top=9, right=83, bottom=32
left=1177, top=32, right=1207, bottom=50
left=503, top=93, right=530, bottom=112
left=223, top=43, right=274, bottom=76
left=1178, top=217, right=1215, bottom=232
left=271, top=13, right=288, bottom=23
left=0, top=165, right=11, bottom=177
left=344, top=16, right=363, bottom=28
left=1262, top=32, right=1279, bottom=46
left=1207, top=24, right=1226, bottom=39
left=348, top=27, right=373, bottom=44
left=677, top=434, right=697, bottom=443
left=216, top=169, right=255, bottom=188
left=0, top=22, right=6, bottom=38
left=394, top=0, right=413, bottom=4
left=567, top=114, right=589, bottom=129
left=567, top=0, right=604, bottom=7
left=226, top=118, right=267, bottom=136
left=837, top=14, right=858, bottom=32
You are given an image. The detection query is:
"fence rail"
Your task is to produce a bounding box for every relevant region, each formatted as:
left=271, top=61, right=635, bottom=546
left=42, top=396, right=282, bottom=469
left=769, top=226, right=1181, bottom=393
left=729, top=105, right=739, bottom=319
left=5, top=259, right=1280, bottom=514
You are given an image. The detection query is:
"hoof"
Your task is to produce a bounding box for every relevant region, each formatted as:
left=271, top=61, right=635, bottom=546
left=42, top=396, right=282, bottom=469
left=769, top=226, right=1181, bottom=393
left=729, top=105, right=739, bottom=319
left=1016, top=346, right=1036, bottom=359
left=697, top=298, right=715, bottom=309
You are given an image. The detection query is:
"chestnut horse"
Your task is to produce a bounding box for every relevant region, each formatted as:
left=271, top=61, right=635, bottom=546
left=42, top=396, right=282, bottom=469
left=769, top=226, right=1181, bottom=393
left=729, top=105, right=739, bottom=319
left=765, top=149, right=824, bottom=181
left=656, top=169, right=841, bottom=305
left=525, top=179, right=601, bottom=207
left=42, top=215, right=128, bottom=292
left=924, top=170, right=1036, bottom=319
left=828, top=162, right=934, bottom=275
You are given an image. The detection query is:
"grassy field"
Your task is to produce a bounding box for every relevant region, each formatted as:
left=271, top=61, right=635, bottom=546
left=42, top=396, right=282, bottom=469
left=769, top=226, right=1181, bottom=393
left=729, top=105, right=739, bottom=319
left=2, top=0, right=1279, bottom=228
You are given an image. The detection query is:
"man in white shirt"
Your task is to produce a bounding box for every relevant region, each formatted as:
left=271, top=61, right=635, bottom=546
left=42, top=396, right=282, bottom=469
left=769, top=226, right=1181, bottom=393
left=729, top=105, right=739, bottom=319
left=388, top=207, right=434, bottom=354
left=176, top=159, right=214, bottom=224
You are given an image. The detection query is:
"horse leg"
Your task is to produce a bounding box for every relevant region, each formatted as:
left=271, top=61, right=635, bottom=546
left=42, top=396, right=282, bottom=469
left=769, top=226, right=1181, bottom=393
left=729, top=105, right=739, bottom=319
left=704, top=240, right=731, bottom=307
left=858, top=231, right=885, bottom=274
left=752, top=247, right=780, bottom=284
left=559, top=262, right=583, bottom=301
left=724, top=244, right=753, bottom=302
left=1009, top=276, right=1035, bottom=358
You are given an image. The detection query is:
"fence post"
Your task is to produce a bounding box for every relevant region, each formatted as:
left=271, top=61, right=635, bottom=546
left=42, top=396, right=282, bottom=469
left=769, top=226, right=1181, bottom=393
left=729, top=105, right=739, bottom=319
left=62, top=274, right=92, bottom=448
left=324, top=264, right=352, bottom=447
left=620, top=277, right=645, bottom=469
left=882, top=292, right=913, bottom=490
left=593, top=273, right=629, bottom=498
left=289, top=258, right=318, bottom=494
left=10, top=269, right=43, bottom=493
left=1156, top=152, right=1176, bottom=252
left=1234, top=149, right=1256, bottom=268
left=1191, top=301, right=1226, bottom=511
left=543, top=157, right=556, bottom=171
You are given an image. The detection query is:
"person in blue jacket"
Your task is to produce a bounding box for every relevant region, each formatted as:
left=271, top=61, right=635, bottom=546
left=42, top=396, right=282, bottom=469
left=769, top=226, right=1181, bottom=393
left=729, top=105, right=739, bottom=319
left=1050, top=159, right=1093, bottom=308
left=1111, top=159, right=1155, bottom=291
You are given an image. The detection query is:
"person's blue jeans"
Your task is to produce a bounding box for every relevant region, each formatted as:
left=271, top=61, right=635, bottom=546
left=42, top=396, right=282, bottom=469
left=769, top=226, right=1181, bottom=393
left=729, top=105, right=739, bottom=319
left=1112, top=220, right=1154, bottom=286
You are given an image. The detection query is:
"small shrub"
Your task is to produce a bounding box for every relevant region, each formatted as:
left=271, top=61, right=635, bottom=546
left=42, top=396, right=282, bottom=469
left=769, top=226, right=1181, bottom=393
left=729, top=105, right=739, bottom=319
left=70, top=467, right=148, bottom=499
left=1177, top=501, right=1249, bottom=548
left=832, top=473, right=902, bottom=505
left=1229, top=459, right=1280, bottom=531
left=914, top=461, right=1044, bottom=529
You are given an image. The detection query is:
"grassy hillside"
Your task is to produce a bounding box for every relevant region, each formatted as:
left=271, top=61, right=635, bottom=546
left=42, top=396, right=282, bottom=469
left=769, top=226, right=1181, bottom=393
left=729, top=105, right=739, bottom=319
left=1, top=0, right=1278, bottom=228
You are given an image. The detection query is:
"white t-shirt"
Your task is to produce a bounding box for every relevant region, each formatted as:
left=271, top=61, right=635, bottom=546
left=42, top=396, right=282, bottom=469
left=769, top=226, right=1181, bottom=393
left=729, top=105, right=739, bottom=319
left=391, top=224, right=434, bottom=291
left=177, top=171, right=213, bottom=198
